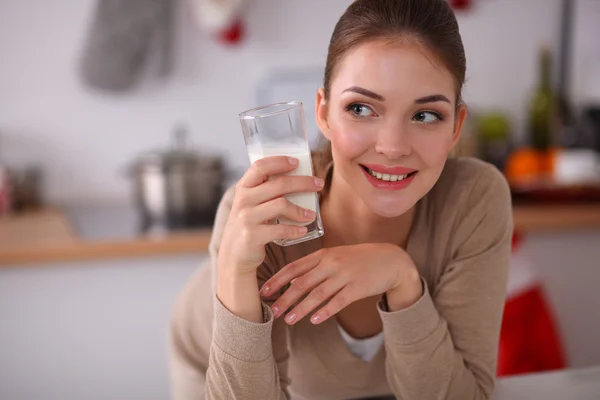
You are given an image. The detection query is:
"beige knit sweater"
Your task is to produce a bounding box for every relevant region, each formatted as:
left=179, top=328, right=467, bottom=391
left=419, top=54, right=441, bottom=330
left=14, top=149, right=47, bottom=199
left=169, top=157, right=513, bottom=400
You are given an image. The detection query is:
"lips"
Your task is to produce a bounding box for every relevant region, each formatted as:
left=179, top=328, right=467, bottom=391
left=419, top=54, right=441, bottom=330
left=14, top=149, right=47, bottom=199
left=361, top=163, right=417, bottom=175
left=360, top=163, right=418, bottom=190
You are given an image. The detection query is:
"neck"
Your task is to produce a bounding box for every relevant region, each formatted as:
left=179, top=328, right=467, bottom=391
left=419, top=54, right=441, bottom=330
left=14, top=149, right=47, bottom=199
left=320, top=171, right=415, bottom=248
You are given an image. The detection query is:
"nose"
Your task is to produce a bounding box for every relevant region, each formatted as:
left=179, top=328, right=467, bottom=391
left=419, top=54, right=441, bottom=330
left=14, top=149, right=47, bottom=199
left=374, top=123, right=411, bottom=160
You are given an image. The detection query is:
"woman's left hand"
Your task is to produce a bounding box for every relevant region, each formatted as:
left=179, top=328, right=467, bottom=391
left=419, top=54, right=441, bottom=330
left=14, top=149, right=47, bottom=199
left=260, top=243, right=423, bottom=325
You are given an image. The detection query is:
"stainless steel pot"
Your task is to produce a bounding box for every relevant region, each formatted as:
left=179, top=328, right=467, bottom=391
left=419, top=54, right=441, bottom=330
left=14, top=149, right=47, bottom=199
left=129, top=128, right=225, bottom=232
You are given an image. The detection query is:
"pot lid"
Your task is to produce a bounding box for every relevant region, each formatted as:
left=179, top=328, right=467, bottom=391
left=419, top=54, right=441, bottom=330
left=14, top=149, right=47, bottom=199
left=132, top=126, right=222, bottom=171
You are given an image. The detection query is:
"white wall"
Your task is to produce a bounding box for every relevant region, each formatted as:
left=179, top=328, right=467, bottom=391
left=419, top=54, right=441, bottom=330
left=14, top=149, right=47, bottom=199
left=0, top=0, right=354, bottom=203
left=4, top=0, right=596, bottom=203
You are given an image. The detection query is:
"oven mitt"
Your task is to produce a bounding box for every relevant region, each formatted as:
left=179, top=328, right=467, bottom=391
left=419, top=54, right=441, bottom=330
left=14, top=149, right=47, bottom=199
left=79, top=0, right=173, bottom=92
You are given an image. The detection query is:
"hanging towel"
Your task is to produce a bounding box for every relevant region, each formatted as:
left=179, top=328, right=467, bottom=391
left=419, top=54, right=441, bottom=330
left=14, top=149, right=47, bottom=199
left=79, top=0, right=173, bottom=92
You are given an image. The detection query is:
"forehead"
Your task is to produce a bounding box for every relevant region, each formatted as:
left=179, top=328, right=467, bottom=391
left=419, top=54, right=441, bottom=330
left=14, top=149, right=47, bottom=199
left=331, top=40, right=456, bottom=102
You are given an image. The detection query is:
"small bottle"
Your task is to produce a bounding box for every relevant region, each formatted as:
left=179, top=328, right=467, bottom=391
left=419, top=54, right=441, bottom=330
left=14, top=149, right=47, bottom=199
left=0, top=165, right=12, bottom=216
left=527, top=47, right=557, bottom=151
left=476, top=111, right=512, bottom=172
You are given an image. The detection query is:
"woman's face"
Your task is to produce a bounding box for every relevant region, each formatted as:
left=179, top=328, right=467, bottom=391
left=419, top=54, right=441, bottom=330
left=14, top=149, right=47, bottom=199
left=316, top=40, right=467, bottom=218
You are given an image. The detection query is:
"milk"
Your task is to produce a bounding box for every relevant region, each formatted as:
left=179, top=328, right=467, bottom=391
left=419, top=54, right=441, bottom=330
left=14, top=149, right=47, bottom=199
left=247, top=144, right=317, bottom=226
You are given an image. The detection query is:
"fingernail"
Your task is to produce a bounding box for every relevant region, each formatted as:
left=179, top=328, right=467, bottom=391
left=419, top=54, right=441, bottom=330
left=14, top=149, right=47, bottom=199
left=285, top=313, right=296, bottom=324
left=297, top=226, right=308, bottom=236
left=304, top=209, right=315, bottom=219
left=271, top=305, right=279, bottom=317
left=260, top=286, right=270, bottom=296
left=288, top=157, right=299, bottom=165
left=314, top=177, right=325, bottom=188
left=311, top=314, right=321, bottom=324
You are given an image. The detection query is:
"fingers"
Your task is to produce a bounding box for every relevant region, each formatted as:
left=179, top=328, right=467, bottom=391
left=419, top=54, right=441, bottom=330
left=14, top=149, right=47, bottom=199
left=261, top=250, right=325, bottom=297
left=248, top=224, right=308, bottom=247
left=283, top=279, right=345, bottom=325
left=239, top=156, right=299, bottom=188
left=268, top=265, right=329, bottom=319
left=249, top=197, right=315, bottom=226
left=310, top=286, right=356, bottom=324
left=237, top=175, right=324, bottom=208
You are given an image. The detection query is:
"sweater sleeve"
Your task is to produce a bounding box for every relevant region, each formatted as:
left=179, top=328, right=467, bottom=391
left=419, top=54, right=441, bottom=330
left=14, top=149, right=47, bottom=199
left=205, top=297, right=290, bottom=400
left=377, top=166, right=513, bottom=400
left=169, top=186, right=291, bottom=400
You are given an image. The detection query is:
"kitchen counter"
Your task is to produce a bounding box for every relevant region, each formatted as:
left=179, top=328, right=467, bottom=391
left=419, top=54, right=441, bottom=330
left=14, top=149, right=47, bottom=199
left=512, top=202, right=600, bottom=232
left=493, top=365, right=600, bottom=400
left=1, top=202, right=600, bottom=266
left=0, top=205, right=212, bottom=266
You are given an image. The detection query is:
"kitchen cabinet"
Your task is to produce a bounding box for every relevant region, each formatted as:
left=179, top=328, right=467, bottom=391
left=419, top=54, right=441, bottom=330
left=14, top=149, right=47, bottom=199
left=0, top=254, right=206, bottom=400
left=493, top=365, right=600, bottom=400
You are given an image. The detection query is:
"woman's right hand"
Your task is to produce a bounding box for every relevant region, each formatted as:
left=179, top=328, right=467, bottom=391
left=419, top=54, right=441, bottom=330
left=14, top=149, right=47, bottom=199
left=218, top=156, right=324, bottom=277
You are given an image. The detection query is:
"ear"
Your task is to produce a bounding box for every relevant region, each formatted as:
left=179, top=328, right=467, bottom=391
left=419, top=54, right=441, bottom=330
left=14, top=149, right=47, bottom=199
left=315, top=88, right=331, bottom=140
left=451, top=103, right=468, bottom=148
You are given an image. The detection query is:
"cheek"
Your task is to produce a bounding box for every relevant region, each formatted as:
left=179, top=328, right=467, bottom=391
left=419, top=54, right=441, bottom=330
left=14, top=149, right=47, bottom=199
left=328, top=119, right=375, bottom=158
left=411, top=131, right=454, bottom=167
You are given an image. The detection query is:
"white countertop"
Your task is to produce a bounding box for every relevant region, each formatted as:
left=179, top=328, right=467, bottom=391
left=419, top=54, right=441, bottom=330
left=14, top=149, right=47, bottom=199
left=493, top=365, right=600, bottom=400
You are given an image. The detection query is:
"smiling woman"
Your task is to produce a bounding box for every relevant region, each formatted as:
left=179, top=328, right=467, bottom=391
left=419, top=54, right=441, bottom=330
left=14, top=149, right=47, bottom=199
left=169, top=1, right=513, bottom=399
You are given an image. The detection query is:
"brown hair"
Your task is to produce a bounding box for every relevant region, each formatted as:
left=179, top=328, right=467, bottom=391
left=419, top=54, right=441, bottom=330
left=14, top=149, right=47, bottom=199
left=313, top=0, right=466, bottom=181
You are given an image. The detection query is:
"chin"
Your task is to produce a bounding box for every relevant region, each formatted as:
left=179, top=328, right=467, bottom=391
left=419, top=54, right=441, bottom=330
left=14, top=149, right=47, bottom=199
left=362, top=193, right=418, bottom=218
left=354, top=168, right=431, bottom=219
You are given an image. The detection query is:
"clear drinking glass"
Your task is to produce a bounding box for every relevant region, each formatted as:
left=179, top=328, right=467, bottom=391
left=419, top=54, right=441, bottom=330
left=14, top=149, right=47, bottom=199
left=239, top=101, right=324, bottom=246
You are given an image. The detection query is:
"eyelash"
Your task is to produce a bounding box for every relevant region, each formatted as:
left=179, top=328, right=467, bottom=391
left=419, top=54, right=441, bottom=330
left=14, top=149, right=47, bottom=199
left=346, top=103, right=377, bottom=119
left=345, top=103, right=444, bottom=124
left=413, top=110, right=444, bottom=124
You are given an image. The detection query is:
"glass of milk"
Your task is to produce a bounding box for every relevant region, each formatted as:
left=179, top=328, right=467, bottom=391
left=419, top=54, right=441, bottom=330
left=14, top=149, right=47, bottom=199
left=239, top=101, right=324, bottom=246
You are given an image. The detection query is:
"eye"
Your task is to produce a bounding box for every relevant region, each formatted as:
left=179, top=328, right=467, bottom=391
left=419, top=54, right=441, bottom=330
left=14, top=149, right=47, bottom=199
left=347, top=103, right=376, bottom=118
left=413, top=111, right=443, bottom=124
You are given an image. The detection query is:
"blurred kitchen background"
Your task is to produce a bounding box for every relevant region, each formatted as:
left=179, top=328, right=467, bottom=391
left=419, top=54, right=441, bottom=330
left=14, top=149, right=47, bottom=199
left=1, top=0, right=600, bottom=399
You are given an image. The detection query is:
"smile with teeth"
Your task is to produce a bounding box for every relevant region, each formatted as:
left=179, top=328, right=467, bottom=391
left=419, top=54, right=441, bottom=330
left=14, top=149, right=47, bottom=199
left=365, top=167, right=412, bottom=182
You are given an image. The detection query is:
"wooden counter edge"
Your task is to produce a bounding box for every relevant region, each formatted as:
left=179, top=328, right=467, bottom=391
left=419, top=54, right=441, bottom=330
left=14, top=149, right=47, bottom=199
left=0, top=229, right=212, bottom=266
left=513, top=203, right=600, bottom=233
left=1, top=204, right=600, bottom=267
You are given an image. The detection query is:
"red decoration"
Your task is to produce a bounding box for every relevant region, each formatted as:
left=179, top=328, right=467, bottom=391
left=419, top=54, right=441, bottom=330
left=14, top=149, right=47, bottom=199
left=498, top=286, right=567, bottom=376
left=219, top=19, right=245, bottom=45
left=497, top=231, right=567, bottom=377
left=451, top=0, right=471, bottom=10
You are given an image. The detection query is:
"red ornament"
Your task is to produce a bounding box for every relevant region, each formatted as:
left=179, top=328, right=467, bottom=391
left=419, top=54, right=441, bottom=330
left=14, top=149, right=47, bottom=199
left=451, top=0, right=471, bottom=10
left=497, top=232, right=567, bottom=378
left=512, top=230, right=524, bottom=250
left=219, top=19, right=245, bottom=45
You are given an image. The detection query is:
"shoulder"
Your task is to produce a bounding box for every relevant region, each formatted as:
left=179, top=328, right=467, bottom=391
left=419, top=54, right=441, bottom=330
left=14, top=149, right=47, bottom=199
left=203, top=185, right=236, bottom=292
left=170, top=186, right=238, bottom=338
left=437, top=157, right=509, bottom=195
left=427, top=157, right=513, bottom=250
left=208, top=185, right=236, bottom=257
left=432, top=157, right=511, bottom=213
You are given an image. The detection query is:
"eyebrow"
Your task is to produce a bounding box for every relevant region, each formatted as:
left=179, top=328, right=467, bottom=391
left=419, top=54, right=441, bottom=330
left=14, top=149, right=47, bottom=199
left=415, top=94, right=451, bottom=104
left=342, top=87, right=451, bottom=105
left=341, top=86, right=385, bottom=101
